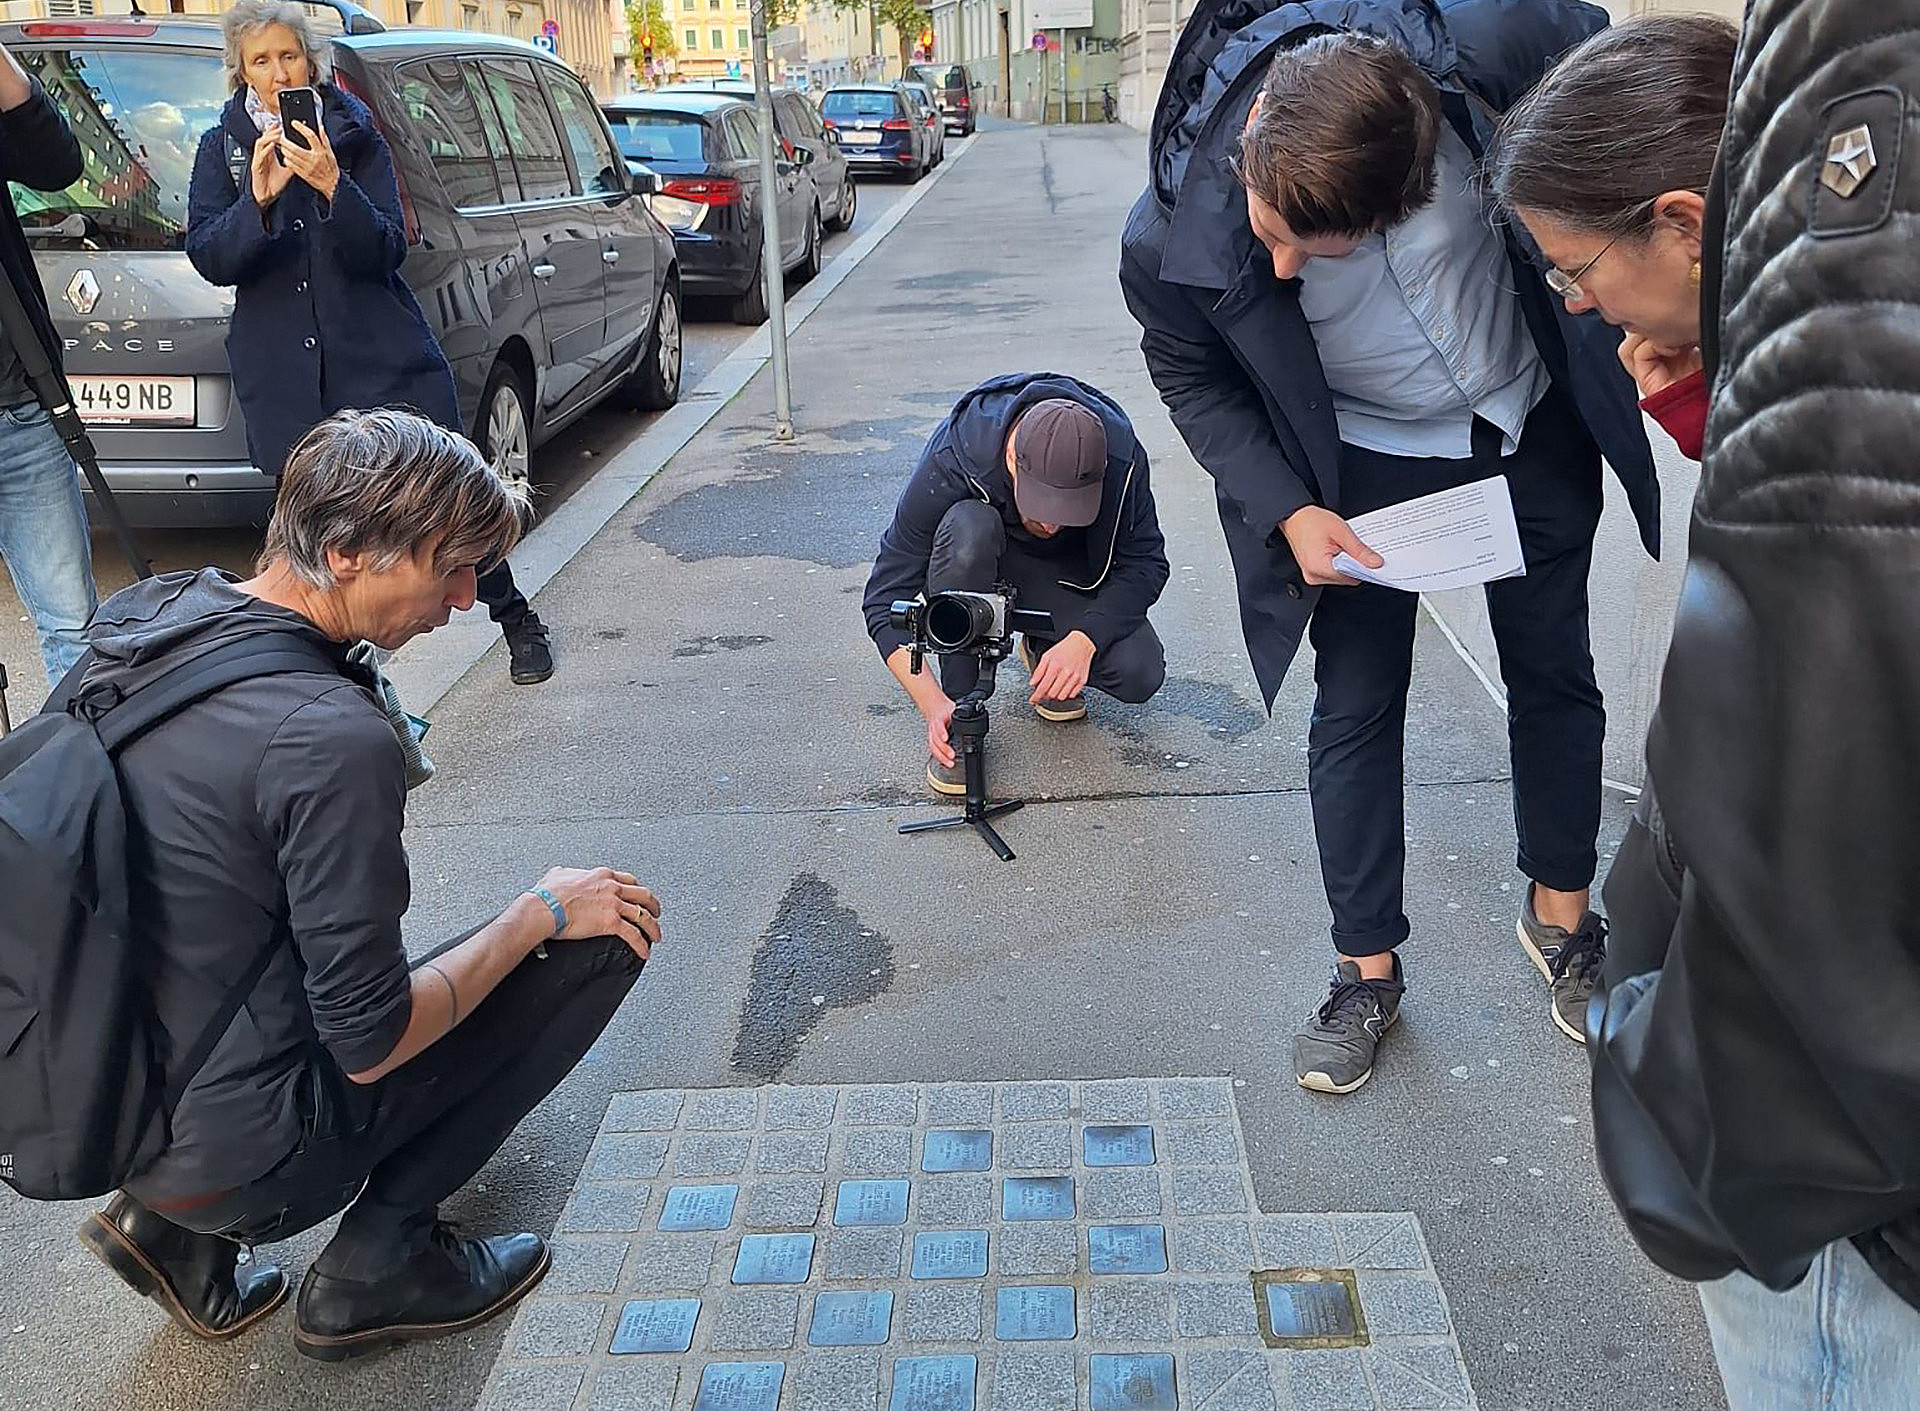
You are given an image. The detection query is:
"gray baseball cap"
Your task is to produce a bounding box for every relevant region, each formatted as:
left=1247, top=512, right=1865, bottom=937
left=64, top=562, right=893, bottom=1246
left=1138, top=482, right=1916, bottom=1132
left=1011, top=399, right=1107, bottom=527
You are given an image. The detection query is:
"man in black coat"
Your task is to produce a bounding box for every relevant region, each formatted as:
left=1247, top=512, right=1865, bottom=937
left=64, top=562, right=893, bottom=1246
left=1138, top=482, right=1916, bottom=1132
left=0, top=41, right=98, bottom=688
left=1120, top=0, right=1658, bottom=1094
left=862, top=373, right=1169, bottom=795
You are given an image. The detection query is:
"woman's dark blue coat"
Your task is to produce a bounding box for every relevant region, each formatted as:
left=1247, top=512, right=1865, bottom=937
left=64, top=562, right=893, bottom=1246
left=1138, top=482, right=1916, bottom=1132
left=186, top=82, right=458, bottom=478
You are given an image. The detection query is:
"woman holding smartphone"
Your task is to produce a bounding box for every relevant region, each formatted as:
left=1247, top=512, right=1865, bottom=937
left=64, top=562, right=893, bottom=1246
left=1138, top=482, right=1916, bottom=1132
left=186, top=0, right=554, bottom=683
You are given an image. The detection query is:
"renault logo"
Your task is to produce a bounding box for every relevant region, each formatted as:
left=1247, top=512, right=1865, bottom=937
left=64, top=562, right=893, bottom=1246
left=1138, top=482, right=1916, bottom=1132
left=65, top=268, right=100, bottom=316
left=1820, top=124, right=1877, bottom=200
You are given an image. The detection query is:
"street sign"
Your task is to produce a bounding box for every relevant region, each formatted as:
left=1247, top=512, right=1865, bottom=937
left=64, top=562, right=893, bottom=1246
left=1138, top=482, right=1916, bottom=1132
left=1031, top=0, right=1094, bottom=28
left=541, top=17, right=558, bottom=36
left=1031, top=31, right=1047, bottom=51
left=532, top=33, right=558, bottom=53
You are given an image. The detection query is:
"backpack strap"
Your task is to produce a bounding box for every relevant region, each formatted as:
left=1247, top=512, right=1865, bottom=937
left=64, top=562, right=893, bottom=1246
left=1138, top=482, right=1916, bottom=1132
left=86, top=633, right=344, bottom=756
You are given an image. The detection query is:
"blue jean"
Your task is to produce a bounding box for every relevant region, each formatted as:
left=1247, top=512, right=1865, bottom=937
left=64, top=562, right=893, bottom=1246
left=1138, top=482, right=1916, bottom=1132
left=0, top=400, right=97, bottom=686
left=1700, top=1238, right=1920, bottom=1411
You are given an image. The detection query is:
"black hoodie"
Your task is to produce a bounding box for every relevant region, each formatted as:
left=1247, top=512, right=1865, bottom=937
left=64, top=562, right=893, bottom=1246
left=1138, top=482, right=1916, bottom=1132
left=862, top=373, right=1169, bottom=658
left=81, top=570, right=413, bottom=1203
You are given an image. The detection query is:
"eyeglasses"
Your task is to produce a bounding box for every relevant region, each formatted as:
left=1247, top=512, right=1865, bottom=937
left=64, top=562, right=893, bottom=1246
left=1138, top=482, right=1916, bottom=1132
left=1542, top=233, right=1625, bottom=302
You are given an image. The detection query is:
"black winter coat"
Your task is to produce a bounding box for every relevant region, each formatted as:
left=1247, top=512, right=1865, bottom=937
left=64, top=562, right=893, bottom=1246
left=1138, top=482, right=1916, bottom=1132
left=1595, top=0, right=1920, bottom=1309
left=0, top=78, right=83, bottom=377
left=863, top=373, right=1169, bottom=658
left=186, top=84, right=458, bottom=478
left=1118, top=0, right=1659, bottom=708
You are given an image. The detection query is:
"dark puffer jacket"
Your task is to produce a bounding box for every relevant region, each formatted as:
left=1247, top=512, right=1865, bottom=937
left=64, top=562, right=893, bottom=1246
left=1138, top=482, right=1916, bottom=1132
left=1594, top=0, right=1920, bottom=1308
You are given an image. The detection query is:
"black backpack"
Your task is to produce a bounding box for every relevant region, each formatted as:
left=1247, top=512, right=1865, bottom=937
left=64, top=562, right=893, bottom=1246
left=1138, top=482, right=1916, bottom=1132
left=0, top=633, right=342, bottom=1201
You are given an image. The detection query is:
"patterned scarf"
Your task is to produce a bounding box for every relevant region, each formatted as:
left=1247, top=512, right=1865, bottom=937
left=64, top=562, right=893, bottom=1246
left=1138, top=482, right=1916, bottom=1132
left=243, top=84, right=281, bottom=138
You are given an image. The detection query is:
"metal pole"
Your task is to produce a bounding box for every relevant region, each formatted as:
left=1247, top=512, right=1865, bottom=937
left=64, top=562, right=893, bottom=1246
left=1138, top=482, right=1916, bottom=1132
left=1057, top=28, right=1066, bottom=124
left=748, top=0, right=794, bottom=442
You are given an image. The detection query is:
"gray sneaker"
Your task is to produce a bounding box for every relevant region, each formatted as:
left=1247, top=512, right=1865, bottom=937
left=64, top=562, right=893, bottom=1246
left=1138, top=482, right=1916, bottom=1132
left=927, top=753, right=966, bottom=797
left=1293, top=956, right=1404, bottom=1095
left=1517, top=890, right=1608, bottom=1044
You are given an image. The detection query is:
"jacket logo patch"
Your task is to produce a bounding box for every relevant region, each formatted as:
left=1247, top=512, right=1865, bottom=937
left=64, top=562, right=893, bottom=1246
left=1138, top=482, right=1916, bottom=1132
left=1820, top=124, right=1877, bottom=199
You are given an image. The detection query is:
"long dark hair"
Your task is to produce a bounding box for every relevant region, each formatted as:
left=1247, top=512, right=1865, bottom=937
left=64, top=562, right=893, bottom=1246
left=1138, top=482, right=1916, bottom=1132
left=1485, top=15, right=1738, bottom=237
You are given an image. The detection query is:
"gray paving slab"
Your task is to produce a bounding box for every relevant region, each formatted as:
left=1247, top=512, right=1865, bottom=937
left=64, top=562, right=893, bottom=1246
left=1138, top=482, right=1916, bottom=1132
left=482, top=1078, right=1474, bottom=1409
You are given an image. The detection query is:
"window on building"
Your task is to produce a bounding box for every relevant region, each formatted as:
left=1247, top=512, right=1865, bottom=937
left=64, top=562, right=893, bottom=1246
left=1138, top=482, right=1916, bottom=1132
left=710, top=27, right=724, bottom=49
left=685, top=28, right=698, bottom=47
left=736, top=27, right=749, bottom=49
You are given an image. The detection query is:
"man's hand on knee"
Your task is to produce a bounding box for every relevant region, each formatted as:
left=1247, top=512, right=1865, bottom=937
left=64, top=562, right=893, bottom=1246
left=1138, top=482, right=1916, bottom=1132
left=531, top=865, right=661, bottom=959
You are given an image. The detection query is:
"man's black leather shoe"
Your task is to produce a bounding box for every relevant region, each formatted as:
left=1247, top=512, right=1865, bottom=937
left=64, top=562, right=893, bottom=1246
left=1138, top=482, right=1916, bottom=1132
left=77, top=1193, right=288, bottom=1340
left=294, top=1224, right=550, bottom=1362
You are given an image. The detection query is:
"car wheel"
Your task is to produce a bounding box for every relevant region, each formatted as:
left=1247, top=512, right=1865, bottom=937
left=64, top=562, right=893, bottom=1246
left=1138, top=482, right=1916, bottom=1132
left=626, top=278, right=682, bottom=411
left=731, top=260, right=769, bottom=326
left=905, top=160, right=924, bottom=184
left=479, top=362, right=532, bottom=491
left=827, top=174, right=857, bottom=232
left=796, top=206, right=822, bottom=284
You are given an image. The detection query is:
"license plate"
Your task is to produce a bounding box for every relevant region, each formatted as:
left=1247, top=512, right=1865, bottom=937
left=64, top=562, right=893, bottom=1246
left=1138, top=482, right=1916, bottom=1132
left=72, top=375, right=196, bottom=427
left=840, top=130, right=881, bottom=146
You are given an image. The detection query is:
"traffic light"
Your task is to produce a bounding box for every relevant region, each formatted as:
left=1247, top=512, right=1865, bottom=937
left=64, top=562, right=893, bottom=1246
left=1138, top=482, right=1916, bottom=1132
left=642, top=29, right=654, bottom=62
left=919, top=28, right=934, bottom=57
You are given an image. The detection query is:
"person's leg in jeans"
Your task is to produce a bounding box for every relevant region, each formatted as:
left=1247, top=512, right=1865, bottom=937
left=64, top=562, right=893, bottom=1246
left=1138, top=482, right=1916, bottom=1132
left=0, top=401, right=97, bottom=686
left=1700, top=1239, right=1920, bottom=1411
left=477, top=558, right=555, bottom=685
left=925, top=499, right=1005, bottom=702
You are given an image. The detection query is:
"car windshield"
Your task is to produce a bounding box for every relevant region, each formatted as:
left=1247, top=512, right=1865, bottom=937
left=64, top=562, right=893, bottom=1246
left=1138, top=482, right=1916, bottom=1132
left=11, top=44, right=226, bottom=252
left=822, top=91, right=897, bottom=121
left=911, top=66, right=963, bottom=91
left=607, top=110, right=707, bottom=163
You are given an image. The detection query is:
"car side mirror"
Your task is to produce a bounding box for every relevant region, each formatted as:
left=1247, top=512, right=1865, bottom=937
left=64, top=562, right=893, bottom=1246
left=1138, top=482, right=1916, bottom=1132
left=628, top=160, right=661, bottom=197
left=793, top=144, right=814, bottom=166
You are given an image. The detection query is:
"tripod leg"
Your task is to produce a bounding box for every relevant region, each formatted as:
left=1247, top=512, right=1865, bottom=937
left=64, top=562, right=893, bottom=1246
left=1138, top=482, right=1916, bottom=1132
left=971, top=817, right=1016, bottom=861
left=898, top=814, right=972, bottom=836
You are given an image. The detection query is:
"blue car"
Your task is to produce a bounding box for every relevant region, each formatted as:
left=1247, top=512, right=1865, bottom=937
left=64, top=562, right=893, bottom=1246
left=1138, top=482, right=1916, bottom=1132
left=820, top=85, right=931, bottom=183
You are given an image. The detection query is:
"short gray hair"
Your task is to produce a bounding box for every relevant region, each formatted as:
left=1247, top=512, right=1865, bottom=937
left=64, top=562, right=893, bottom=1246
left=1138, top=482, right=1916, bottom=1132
left=262, top=409, right=530, bottom=590
left=222, top=0, right=334, bottom=92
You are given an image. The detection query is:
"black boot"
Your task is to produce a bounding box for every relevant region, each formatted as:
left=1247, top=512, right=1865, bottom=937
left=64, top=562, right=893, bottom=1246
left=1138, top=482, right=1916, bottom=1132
left=294, top=1223, right=550, bottom=1362
left=77, top=1193, right=288, bottom=1340
left=503, top=612, right=554, bottom=685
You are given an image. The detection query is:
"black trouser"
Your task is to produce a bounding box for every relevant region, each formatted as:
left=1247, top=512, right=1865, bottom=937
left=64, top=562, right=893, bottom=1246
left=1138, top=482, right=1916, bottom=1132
left=927, top=499, right=1166, bottom=703
left=476, top=559, right=531, bottom=630
left=162, top=933, right=642, bottom=1277
left=1307, top=388, right=1604, bottom=958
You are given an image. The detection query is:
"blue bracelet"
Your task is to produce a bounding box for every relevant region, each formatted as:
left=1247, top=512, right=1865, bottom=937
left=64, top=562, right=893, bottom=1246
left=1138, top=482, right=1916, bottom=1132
left=528, top=886, right=567, bottom=937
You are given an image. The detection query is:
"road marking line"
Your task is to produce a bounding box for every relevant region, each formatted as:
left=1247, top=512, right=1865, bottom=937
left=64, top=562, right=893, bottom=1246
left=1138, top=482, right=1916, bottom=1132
left=385, top=137, right=980, bottom=713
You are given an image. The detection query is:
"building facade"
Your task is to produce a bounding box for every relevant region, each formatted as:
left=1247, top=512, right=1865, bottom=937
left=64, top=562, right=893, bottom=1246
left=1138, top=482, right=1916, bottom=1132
left=0, top=0, right=624, bottom=97
left=802, top=0, right=906, bottom=90
left=927, top=0, right=1120, bottom=122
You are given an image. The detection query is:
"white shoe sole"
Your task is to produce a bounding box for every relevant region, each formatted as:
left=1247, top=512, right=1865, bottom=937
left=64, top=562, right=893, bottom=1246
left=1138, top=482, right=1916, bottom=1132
left=1033, top=698, right=1086, bottom=723
left=1295, top=1009, right=1398, bottom=1095
left=1519, top=915, right=1590, bottom=1046
left=926, top=765, right=966, bottom=797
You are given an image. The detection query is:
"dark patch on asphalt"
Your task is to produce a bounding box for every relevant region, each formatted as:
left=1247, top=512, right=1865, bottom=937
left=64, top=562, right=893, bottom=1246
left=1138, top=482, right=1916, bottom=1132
left=891, top=269, right=1000, bottom=292
left=673, top=634, right=774, bottom=658
left=595, top=628, right=627, bottom=641
left=635, top=416, right=933, bottom=567
left=875, top=298, right=1040, bottom=322
left=866, top=702, right=903, bottom=716
left=1040, top=135, right=1060, bottom=214
left=732, top=873, right=895, bottom=1079
left=1133, top=677, right=1265, bottom=740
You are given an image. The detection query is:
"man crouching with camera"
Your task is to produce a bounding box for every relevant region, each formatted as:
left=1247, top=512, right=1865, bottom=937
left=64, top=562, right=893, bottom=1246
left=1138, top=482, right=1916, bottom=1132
left=863, top=373, right=1170, bottom=794
left=69, top=410, right=660, bottom=1359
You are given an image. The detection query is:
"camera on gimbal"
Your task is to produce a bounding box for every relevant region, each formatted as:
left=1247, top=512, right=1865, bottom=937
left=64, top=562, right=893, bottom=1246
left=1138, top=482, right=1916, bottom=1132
left=888, top=587, right=1053, bottom=674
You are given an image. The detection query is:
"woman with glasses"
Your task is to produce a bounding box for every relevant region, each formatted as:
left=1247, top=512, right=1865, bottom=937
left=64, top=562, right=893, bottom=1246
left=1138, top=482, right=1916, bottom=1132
left=1485, top=14, right=1739, bottom=460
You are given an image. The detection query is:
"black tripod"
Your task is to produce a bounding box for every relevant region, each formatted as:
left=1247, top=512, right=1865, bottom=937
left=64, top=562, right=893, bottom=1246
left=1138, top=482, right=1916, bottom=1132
left=898, top=655, right=1025, bottom=860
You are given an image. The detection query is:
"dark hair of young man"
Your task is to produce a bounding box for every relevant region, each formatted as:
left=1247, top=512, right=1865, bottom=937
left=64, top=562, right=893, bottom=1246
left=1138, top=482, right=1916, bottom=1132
left=1233, top=32, right=1444, bottom=239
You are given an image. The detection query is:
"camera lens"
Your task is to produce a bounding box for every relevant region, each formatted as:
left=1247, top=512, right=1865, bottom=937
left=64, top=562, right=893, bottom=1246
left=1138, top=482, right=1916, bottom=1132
left=925, top=593, right=992, bottom=651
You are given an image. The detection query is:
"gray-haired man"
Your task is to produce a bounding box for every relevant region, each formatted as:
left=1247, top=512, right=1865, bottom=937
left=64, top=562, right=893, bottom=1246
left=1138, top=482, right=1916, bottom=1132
left=68, top=410, right=661, bottom=1359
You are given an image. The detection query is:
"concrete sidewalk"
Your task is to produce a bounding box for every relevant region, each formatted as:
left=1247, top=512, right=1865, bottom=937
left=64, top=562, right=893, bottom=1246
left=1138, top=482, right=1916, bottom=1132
left=0, top=122, right=1723, bottom=1411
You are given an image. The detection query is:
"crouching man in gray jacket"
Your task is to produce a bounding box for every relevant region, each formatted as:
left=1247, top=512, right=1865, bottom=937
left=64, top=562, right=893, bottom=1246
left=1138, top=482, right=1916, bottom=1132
left=71, top=410, right=661, bottom=1360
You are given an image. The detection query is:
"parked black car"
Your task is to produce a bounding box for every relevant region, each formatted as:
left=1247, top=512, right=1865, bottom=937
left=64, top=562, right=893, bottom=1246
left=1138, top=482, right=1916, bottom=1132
left=819, top=84, right=931, bottom=182
left=4, top=4, right=682, bottom=527
left=658, top=79, right=856, bottom=235
left=907, top=62, right=980, bottom=136
left=602, top=91, right=822, bottom=325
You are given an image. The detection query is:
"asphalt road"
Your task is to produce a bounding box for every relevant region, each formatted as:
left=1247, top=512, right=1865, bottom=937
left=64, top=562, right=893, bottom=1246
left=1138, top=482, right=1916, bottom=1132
left=0, top=120, right=1726, bottom=1411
